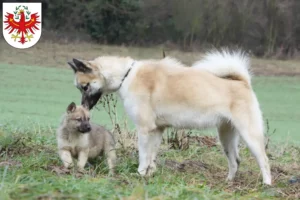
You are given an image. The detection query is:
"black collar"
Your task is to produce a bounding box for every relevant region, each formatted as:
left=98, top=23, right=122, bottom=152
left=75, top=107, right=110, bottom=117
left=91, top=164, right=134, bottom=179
left=119, top=61, right=135, bottom=89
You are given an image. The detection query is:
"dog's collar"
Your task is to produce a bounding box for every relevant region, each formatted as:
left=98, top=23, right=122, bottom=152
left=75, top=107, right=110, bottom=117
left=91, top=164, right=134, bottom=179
left=119, top=60, right=135, bottom=89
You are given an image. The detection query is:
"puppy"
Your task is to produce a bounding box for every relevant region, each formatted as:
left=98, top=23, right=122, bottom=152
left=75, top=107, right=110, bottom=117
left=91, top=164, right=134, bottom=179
left=56, top=102, right=116, bottom=175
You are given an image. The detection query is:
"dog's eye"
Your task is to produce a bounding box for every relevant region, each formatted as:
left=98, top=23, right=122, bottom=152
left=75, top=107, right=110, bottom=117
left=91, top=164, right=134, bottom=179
left=82, top=84, right=89, bottom=91
left=87, top=117, right=90, bottom=121
left=76, top=118, right=82, bottom=122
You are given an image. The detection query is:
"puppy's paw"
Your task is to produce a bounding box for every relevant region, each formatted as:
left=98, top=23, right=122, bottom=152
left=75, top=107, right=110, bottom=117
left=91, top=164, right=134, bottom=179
left=63, top=162, right=74, bottom=169
left=62, top=167, right=71, bottom=173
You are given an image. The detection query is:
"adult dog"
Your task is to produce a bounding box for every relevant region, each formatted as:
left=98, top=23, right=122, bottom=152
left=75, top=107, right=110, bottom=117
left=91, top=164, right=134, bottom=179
left=67, top=49, right=272, bottom=185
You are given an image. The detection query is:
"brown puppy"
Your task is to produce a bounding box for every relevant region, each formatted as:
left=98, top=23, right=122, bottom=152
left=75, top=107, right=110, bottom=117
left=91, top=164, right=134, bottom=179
left=56, top=102, right=116, bottom=175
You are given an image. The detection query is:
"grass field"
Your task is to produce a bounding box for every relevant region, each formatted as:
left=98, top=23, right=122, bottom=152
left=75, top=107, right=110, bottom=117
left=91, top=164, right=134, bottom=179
left=0, top=42, right=300, bottom=199
left=0, top=63, right=299, bottom=143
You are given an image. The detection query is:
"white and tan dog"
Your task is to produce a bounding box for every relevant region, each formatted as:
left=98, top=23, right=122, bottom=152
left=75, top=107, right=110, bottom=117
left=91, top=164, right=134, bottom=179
left=67, top=49, right=272, bottom=185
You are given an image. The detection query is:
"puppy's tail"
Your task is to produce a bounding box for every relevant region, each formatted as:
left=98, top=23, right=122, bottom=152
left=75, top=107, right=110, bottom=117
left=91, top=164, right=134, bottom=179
left=192, top=49, right=252, bottom=87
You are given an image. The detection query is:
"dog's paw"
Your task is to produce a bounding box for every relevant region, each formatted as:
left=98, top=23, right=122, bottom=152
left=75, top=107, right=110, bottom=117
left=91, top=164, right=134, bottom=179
left=63, top=163, right=74, bottom=169
left=62, top=167, right=71, bottom=173
left=226, top=173, right=236, bottom=182
left=147, top=163, right=157, bottom=176
left=138, top=166, right=156, bottom=178
left=77, top=167, right=87, bottom=174
left=138, top=168, right=147, bottom=177
left=108, top=171, right=115, bottom=177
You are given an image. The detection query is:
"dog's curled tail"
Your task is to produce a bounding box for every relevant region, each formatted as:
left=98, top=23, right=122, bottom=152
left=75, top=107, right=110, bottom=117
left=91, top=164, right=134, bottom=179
left=192, top=49, right=252, bottom=87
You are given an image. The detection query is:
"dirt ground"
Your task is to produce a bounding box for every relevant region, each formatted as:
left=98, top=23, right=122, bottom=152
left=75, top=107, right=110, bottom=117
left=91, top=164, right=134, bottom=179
left=1, top=40, right=300, bottom=76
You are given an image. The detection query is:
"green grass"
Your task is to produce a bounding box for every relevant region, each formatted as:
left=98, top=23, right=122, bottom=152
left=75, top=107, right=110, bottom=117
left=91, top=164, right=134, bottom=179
left=252, top=77, right=300, bottom=144
left=0, top=125, right=300, bottom=200
left=0, top=63, right=299, bottom=143
left=0, top=63, right=300, bottom=199
left=1, top=125, right=299, bottom=200
left=0, top=64, right=127, bottom=130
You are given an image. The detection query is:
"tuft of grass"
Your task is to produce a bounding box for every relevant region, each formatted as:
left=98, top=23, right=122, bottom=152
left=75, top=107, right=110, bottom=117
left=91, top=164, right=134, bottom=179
left=1, top=123, right=299, bottom=199
left=1, top=96, right=299, bottom=199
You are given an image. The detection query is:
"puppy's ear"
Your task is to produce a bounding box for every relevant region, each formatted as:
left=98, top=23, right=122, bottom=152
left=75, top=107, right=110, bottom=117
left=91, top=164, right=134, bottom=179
left=68, top=62, right=77, bottom=73
left=67, top=102, right=76, bottom=113
left=73, top=58, right=92, bottom=73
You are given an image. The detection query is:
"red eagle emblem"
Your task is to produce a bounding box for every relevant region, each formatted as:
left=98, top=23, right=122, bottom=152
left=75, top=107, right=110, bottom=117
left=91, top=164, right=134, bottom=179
left=4, top=6, right=40, bottom=44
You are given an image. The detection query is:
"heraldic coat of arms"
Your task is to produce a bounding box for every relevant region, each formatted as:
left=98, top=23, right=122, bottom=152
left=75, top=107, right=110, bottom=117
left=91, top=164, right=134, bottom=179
left=3, top=3, right=42, bottom=49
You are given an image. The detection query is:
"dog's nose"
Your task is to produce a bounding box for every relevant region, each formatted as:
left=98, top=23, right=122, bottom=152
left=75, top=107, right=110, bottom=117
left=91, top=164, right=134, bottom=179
left=86, top=125, right=91, bottom=132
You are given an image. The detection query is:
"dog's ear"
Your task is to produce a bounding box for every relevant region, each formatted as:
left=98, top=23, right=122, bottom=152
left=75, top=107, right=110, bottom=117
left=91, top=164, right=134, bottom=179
left=162, top=49, right=166, bottom=58
left=68, top=62, right=77, bottom=73
left=73, top=58, right=92, bottom=73
left=67, top=102, right=76, bottom=113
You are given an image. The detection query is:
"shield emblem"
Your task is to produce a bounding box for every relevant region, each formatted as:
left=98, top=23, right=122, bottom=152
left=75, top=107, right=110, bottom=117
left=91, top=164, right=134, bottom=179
left=2, top=2, right=42, bottom=49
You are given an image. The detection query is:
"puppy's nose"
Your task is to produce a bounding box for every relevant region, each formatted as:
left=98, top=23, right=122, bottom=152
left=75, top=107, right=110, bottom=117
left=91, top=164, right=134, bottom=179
left=86, top=125, right=91, bottom=132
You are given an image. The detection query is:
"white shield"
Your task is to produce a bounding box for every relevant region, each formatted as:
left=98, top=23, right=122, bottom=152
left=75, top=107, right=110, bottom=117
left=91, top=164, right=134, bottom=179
left=2, top=3, right=42, bottom=49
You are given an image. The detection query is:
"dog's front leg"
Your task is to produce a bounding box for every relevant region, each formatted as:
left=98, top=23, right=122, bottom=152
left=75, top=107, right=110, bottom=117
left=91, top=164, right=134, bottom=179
left=59, top=149, right=74, bottom=169
left=149, top=128, right=164, bottom=173
left=77, top=149, right=89, bottom=173
left=137, top=129, right=152, bottom=176
left=137, top=127, right=164, bottom=177
left=128, top=102, right=160, bottom=177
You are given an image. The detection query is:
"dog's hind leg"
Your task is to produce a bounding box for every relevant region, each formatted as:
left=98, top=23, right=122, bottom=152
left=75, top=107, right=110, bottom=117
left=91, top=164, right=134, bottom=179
left=218, top=121, right=240, bottom=181
left=232, top=102, right=272, bottom=185
left=238, top=126, right=271, bottom=185
left=106, top=148, right=117, bottom=176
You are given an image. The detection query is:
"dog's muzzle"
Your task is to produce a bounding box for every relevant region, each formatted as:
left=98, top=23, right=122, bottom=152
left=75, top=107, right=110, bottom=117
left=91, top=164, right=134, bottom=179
left=81, top=90, right=102, bottom=110
left=77, top=124, right=91, bottom=133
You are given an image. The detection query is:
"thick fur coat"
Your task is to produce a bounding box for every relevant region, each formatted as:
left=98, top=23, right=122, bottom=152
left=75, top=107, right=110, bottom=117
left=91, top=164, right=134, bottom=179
left=68, top=49, right=272, bottom=185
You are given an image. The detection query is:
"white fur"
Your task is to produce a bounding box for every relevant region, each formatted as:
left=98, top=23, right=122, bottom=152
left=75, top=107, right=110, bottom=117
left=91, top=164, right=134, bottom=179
left=93, top=56, right=134, bottom=92
left=116, top=53, right=271, bottom=184
left=73, top=50, right=272, bottom=185
left=159, top=57, right=186, bottom=68
left=192, top=49, right=252, bottom=85
left=90, top=80, right=102, bottom=95
left=57, top=129, right=89, bottom=169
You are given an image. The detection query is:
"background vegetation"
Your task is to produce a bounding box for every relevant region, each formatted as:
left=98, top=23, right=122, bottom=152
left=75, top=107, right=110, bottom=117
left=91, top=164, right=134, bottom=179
left=1, top=0, right=300, bottom=199
left=0, top=43, right=299, bottom=199
left=2, top=0, right=300, bottom=57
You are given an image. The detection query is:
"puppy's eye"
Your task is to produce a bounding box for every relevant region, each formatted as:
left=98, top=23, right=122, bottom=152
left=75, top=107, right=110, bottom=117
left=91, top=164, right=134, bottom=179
left=87, top=117, right=90, bottom=121
left=76, top=118, right=81, bottom=122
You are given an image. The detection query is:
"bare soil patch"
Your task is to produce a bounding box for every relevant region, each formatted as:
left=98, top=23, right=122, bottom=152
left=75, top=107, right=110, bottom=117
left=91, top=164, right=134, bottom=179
left=1, top=41, right=299, bottom=76
left=163, top=159, right=300, bottom=198
left=164, top=159, right=209, bottom=173
left=0, top=160, right=22, bottom=167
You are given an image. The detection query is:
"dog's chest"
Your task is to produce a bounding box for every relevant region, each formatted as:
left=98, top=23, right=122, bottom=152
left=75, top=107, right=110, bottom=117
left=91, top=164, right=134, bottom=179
left=60, top=135, right=89, bottom=157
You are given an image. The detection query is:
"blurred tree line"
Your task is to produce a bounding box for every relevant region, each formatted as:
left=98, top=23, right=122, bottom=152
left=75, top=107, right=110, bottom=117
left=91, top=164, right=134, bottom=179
left=2, top=0, right=300, bottom=58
